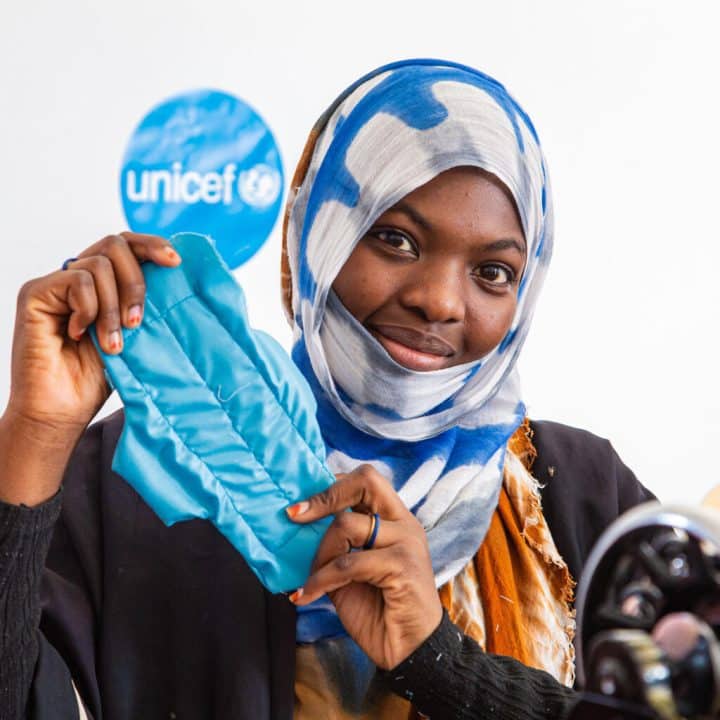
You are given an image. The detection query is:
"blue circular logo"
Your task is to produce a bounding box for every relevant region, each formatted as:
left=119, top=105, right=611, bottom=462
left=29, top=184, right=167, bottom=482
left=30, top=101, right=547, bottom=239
left=120, top=89, right=284, bottom=269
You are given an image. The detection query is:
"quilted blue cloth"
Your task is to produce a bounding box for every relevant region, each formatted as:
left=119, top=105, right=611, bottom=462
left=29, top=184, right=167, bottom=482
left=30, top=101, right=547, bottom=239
left=92, top=232, right=335, bottom=593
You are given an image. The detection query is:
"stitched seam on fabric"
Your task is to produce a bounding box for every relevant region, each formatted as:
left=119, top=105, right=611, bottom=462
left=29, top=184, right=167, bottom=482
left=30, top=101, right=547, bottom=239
left=156, top=302, right=306, bottom=506
left=143, top=286, right=331, bottom=484
left=119, top=366, right=284, bottom=566
left=143, top=296, right=293, bottom=508
left=122, top=293, right=196, bottom=340
left=191, top=284, right=333, bottom=478
left=124, top=299, right=325, bottom=545
left=148, top=293, right=331, bottom=481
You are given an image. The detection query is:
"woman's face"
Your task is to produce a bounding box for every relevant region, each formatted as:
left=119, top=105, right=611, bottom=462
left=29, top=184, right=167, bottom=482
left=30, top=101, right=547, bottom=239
left=332, top=166, right=526, bottom=372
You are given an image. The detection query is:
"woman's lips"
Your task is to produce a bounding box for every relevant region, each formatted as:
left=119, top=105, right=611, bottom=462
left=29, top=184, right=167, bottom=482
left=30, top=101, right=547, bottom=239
left=369, top=324, right=456, bottom=371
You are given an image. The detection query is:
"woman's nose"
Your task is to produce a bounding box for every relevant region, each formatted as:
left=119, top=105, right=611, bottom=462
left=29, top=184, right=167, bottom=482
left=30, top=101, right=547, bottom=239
left=397, top=262, right=466, bottom=324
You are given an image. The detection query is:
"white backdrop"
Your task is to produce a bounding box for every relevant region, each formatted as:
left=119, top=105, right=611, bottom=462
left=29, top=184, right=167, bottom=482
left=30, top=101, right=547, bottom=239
left=1, top=0, right=718, bottom=503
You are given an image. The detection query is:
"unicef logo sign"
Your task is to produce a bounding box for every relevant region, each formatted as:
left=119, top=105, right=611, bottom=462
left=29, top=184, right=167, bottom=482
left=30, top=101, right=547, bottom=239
left=120, top=89, right=284, bottom=269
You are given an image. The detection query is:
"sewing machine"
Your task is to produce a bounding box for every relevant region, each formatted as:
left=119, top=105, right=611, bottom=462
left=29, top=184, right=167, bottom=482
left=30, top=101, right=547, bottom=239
left=570, top=503, right=720, bottom=719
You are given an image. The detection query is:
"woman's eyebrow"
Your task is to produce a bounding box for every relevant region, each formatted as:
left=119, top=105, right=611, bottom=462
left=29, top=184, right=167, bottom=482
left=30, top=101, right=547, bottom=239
left=482, top=238, right=527, bottom=255
left=392, top=201, right=433, bottom=231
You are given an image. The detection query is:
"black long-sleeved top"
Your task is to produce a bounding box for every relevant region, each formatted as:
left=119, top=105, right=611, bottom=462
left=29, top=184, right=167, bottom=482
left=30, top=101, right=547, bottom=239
left=382, top=611, right=574, bottom=718
left=0, top=414, right=654, bottom=719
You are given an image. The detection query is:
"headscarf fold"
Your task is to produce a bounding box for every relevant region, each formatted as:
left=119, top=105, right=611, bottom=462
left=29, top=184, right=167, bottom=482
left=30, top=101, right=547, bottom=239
left=282, top=59, right=553, bottom=641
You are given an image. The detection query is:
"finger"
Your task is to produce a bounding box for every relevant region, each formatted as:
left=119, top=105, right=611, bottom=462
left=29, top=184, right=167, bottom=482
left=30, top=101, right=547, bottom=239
left=67, top=257, right=122, bottom=354
left=286, top=464, right=408, bottom=523
left=64, top=270, right=99, bottom=341
left=78, top=232, right=181, bottom=268
left=293, top=547, right=405, bottom=605
left=123, top=231, right=182, bottom=266
left=311, top=512, right=404, bottom=571
left=79, top=236, right=147, bottom=328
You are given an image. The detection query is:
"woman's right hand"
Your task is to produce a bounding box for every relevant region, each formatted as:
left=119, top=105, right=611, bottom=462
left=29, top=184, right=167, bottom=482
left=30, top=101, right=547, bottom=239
left=287, top=465, right=444, bottom=670
left=0, top=232, right=180, bottom=505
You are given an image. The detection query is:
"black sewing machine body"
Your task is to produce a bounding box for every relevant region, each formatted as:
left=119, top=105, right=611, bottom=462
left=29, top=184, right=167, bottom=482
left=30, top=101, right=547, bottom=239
left=569, top=504, right=720, bottom=719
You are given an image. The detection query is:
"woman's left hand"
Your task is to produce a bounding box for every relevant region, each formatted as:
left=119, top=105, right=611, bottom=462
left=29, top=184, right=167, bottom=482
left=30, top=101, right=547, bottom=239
left=286, top=464, right=443, bottom=670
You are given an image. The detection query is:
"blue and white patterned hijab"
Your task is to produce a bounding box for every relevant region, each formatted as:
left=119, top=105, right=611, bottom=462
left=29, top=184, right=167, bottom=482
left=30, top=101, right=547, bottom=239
left=283, top=59, right=553, bottom=641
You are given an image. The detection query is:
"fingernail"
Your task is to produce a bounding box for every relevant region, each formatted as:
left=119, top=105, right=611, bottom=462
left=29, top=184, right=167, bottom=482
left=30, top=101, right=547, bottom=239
left=288, top=588, right=304, bottom=604
left=286, top=501, right=309, bottom=519
left=108, top=330, right=122, bottom=352
left=165, top=246, right=181, bottom=262
left=128, top=305, right=143, bottom=326
left=73, top=328, right=86, bottom=341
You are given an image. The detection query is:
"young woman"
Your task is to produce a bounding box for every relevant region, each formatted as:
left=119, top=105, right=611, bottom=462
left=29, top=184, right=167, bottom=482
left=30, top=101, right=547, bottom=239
left=0, top=60, right=652, bottom=719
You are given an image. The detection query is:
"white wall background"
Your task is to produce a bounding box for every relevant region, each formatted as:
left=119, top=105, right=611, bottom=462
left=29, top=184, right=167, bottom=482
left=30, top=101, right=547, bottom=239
left=1, top=0, right=718, bottom=503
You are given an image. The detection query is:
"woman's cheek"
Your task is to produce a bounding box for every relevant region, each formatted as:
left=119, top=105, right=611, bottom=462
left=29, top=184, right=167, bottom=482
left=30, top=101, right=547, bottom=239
left=332, top=246, right=395, bottom=321
left=471, top=301, right=517, bottom=354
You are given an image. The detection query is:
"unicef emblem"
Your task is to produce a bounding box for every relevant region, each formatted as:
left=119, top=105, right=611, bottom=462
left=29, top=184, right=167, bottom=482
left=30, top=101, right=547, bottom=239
left=120, top=89, right=284, bottom=269
left=238, top=164, right=282, bottom=208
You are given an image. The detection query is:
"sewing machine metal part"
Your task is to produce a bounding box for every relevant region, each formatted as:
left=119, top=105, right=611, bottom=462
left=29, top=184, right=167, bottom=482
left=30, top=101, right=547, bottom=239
left=569, top=504, right=720, bottom=719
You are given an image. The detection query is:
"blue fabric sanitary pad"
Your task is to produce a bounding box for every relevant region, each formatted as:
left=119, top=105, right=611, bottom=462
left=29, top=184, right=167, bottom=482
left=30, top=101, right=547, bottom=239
left=92, top=232, right=335, bottom=593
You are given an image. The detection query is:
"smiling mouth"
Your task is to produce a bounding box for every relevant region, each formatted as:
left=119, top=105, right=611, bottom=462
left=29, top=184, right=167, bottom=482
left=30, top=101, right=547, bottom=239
left=369, top=324, right=456, bottom=371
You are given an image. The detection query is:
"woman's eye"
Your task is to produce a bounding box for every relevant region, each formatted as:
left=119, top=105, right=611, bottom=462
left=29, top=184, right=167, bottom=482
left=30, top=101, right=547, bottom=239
left=371, top=229, right=416, bottom=254
left=477, top=264, right=514, bottom=286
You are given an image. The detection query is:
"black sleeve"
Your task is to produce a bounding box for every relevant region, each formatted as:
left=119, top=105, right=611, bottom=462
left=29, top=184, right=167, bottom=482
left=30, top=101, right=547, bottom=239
left=530, top=420, right=656, bottom=585
left=0, top=492, right=80, bottom=720
left=381, top=612, right=578, bottom=720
